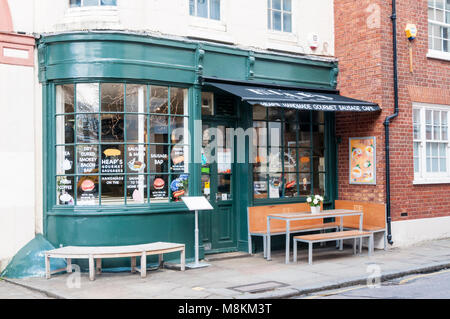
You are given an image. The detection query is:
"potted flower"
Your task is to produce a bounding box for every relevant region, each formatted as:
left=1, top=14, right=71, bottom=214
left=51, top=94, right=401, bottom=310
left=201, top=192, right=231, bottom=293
left=307, top=195, right=324, bottom=214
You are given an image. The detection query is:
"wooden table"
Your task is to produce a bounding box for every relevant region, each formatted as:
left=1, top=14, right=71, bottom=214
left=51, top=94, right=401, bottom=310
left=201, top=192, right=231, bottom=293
left=266, top=209, right=363, bottom=264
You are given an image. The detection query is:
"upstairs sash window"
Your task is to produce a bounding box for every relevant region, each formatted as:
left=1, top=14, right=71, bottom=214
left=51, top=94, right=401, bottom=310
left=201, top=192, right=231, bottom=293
left=267, top=0, right=292, bottom=33
left=189, top=0, right=220, bottom=20
left=428, top=0, right=450, bottom=52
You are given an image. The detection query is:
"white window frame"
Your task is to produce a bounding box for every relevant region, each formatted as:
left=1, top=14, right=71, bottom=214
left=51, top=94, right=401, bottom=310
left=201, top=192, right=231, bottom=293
left=267, top=0, right=292, bottom=33
left=428, top=0, right=450, bottom=60
left=413, top=103, right=450, bottom=184
left=189, top=0, right=221, bottom=21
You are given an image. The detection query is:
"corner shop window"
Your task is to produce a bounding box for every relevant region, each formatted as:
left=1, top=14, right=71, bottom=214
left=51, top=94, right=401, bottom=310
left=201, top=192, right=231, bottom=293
left=55, top=83, right=189, bottom=206
left=70, top=0, right=117, bottom=7
left=253, top=106, right=326, bottom=200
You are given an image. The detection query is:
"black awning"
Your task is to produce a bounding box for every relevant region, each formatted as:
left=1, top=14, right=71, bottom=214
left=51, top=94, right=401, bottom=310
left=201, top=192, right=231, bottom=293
left=205, top=82, right=380, bottom=112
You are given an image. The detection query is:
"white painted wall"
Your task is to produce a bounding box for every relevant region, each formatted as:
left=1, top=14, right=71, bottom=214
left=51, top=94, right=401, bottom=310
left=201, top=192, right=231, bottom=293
left=0, top=63, right=37, bottom=271
left=8, top=0, right=335, bottom=57
left=391, top=217, right=450, bottom=248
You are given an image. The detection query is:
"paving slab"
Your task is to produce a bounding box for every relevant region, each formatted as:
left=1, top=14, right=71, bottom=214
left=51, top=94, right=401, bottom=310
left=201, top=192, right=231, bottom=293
left=2, top=238, right=450, bottom=299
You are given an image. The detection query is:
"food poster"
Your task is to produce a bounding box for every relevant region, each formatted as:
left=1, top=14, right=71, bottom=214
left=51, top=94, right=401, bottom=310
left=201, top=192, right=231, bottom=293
left=349, top=137, right=376, bottom=185
left=126, top=145, right=147, bottom=203
left=101, top=145, right=125, bottom=204
left=150, top=175, right=168, bottom=202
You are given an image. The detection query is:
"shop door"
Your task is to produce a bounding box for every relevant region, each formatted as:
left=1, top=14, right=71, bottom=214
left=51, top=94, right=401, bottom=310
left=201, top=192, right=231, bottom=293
left=200, top=120, right=237, bottom=254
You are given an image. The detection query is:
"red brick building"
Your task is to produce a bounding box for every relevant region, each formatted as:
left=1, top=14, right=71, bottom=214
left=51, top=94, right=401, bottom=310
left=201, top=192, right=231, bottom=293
left=335, top=0, right=450, bottom=247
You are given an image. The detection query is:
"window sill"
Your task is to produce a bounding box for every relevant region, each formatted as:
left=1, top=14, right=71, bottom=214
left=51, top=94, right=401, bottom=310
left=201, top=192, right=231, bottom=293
left=267, top=30, right=298, bottom=44
left=55, top=6, right=121, bottom=31
left=413, top=177, right=450, bottom=185
left=189, top=16, right=227, bottom=32
left=427, top=50, right=450, bottom=62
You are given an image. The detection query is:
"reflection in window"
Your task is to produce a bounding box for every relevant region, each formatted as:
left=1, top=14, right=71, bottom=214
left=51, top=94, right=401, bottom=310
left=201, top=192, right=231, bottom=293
left=253, top=107, right=326, bottom=200
left=55, top=83, right=189, bottom=206
left=268, top=0, right=292, bottom=33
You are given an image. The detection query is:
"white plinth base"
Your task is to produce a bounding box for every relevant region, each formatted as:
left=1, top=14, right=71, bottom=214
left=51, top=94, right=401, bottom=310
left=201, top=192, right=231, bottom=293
left=186, top=262, right=211, bottom=269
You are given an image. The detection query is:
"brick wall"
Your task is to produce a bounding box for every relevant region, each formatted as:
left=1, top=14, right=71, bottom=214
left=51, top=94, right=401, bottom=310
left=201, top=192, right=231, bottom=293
left=334, top=0, right=450, bottom=221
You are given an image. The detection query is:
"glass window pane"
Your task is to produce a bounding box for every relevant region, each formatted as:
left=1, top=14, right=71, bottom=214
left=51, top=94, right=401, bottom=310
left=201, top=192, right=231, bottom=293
left=217, top=174, right=231, bottom=201
left=253, top=105, right=267, bottom=120
left=77, top=176, right=99, bottom=206
left=440, top=143, right=447, bottom=157
left=283, top=0, right=292, bottom=11
left=284, top=173, right=297, bottom=198
left=254, top=173, right=268, bottom=199
left=56, top=85, right=74, bottom=114
left=436, top=0, right=444, bottom=10
left=77, top=83, right=99, bottom=113
left=150, top=175, right=169, bottom=202
left=171, top=174, right=189, bottom=201
left=313, top=173, right=326, bottom=196
left=170, top=88, right=188, bottom=115
left=150, top=86, right=168, bottom=114
left=434, top=37, right=443, bottom=51
left=210, top=0, right=220, bottom=20
left=189, top=0, right=195, bottom=16
left=269, top=174, right=282, bottom=199
left=101, top=0, right=116, bottom=5
left=126, top=84, right=147, bottom=113
left=150, top=115, right=169, bottom=143
left=272, top=0, right=282, bottom=10
left=77, top=114, right=99, bottom=143
left=57, top=176, right=75, bottom=206
left=126, top=114, right=148, bottom=143
left=432, top=143, right=439, bottom=156
left=171, top=144, right=188, bottom=173
left=101, top=145, right=124, bottom=174
left=57, top=146, right=75, bottom=175
left=77, top=145, right=99, bottom=175
left=440, top=158, right=447, bottom=172
left=126, top=144, right=147, bottom=174
left=197, top=0, right=208, bottom=18
left=101, top=113, right=124, bottom=143
left=84, top=0, right=99, bottom=6
left=201, top=92, right=214, bottom=116
left=70, top=0, right=81, bottom=7
left=126, top=175, right=147, bottom=204
left=283, top=13, right=292, bottom=32
left=436, top=9, right=445, bottom=21
left=272, top=11, right=282, bottom=31
left=298, top=148, right=311, bottom=172
left=432, top=157, right=439, bottom=172
left=298, top=173, right=311, bottom=196
left=101, top=83, right=124, bottom=112
left=269, top=121, right=282, bottom=147
left=149, top=144, right=169, bottom=173
left=56, top=115, right=75, bottom=144
left=101, top=176, right=124, bottom=205
left=268, top=9, right=271, bottom=29
left=268, top=147, right=282, bottom=172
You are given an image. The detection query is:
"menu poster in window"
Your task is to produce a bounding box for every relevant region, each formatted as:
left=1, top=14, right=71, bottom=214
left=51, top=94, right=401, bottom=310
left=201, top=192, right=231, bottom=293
left=171, top=145, right=185, bottom=172
left=77, top=145, right=98, bottom=174
left=269, top=176, right=281, bottom=199
left=217, top=149, right=232, bottom=174
left=349, top=137, right=376, bottom=185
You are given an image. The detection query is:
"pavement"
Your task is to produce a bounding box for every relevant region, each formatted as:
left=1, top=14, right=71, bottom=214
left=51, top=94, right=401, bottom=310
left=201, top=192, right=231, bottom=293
left=2, top=238, right=450, bottom=299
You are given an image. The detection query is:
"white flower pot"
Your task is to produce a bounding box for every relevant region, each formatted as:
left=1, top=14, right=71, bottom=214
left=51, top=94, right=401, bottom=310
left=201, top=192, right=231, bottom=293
left=310, top=206, right=321, bottom=214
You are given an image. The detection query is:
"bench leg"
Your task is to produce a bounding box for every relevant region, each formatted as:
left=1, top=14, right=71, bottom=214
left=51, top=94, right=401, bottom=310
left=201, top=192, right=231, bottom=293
left=180, top=248, right=185, bottom=271
left=384, top=231, right=388, bottom=251
left=158, top=254, right=164, bottom=269
left=353, top=238, right=357, bottom=255
left=89, top=255, right=95, bottom=281
left=248, top=234, right=252, bottom=255
left=131, top=256, right=136, bottom=273
left=140, top=252, right=147, bottom=278
left=67, top=258, right=72, bottom=273
left=369, top=234, right=374, bottom=257
left=45, top=254, right=50, bottom=279
left=293, top=240, right=297, bottom=263
left=360, top=237, right=363, bottom=254
left=96, top=259, right=102, bottom=275
left=308, top=242, right=313, bottom=265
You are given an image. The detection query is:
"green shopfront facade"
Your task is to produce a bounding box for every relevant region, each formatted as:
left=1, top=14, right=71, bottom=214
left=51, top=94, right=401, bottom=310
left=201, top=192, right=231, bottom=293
left=38, top=32, right=339, bottom=262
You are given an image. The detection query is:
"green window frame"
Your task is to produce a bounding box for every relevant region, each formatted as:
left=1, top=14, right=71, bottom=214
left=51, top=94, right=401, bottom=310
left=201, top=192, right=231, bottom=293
left=54, top=82, right=190, bottom=207
left=252, top=106, right=327, bottom=201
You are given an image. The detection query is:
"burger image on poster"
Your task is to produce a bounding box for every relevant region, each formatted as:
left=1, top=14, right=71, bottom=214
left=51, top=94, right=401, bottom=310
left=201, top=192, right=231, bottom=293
left=153, top=178, right=165, bottom=190
left=81, top=179, right=95, bottom=192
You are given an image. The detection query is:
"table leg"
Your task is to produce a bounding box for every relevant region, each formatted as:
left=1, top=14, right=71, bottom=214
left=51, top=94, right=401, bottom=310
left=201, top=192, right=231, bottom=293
left=180, top=248, right=185, bottom=271
left=340, top=217, right=343, bottom=250
left=140, top=251, right=147, bottom=278
left=88, top=255, right=95, bottom=281
left=96, top=258, right=102, bottom=275
left=267, top=217, right=271, bottom=261
left=66, top=258, right=72, bottom=273
left=285, top=220, right=290, bottom=264
left=359, top=213, right=364, bottom=254
left=131, top=256, right=136, bottom=273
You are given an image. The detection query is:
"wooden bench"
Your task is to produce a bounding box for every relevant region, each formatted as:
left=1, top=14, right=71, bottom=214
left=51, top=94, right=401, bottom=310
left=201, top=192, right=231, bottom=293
left=335, top=200, right=387, bottom=250
left=45, top=242, right=185, bottom=281
left=293, top=230, right=374, bottom=265
left=247, top=203, right=339, bottom=257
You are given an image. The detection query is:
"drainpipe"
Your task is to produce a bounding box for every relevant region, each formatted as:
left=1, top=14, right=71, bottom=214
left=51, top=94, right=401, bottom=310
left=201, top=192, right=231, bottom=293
left=383, top=0, right=398, bottom=246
